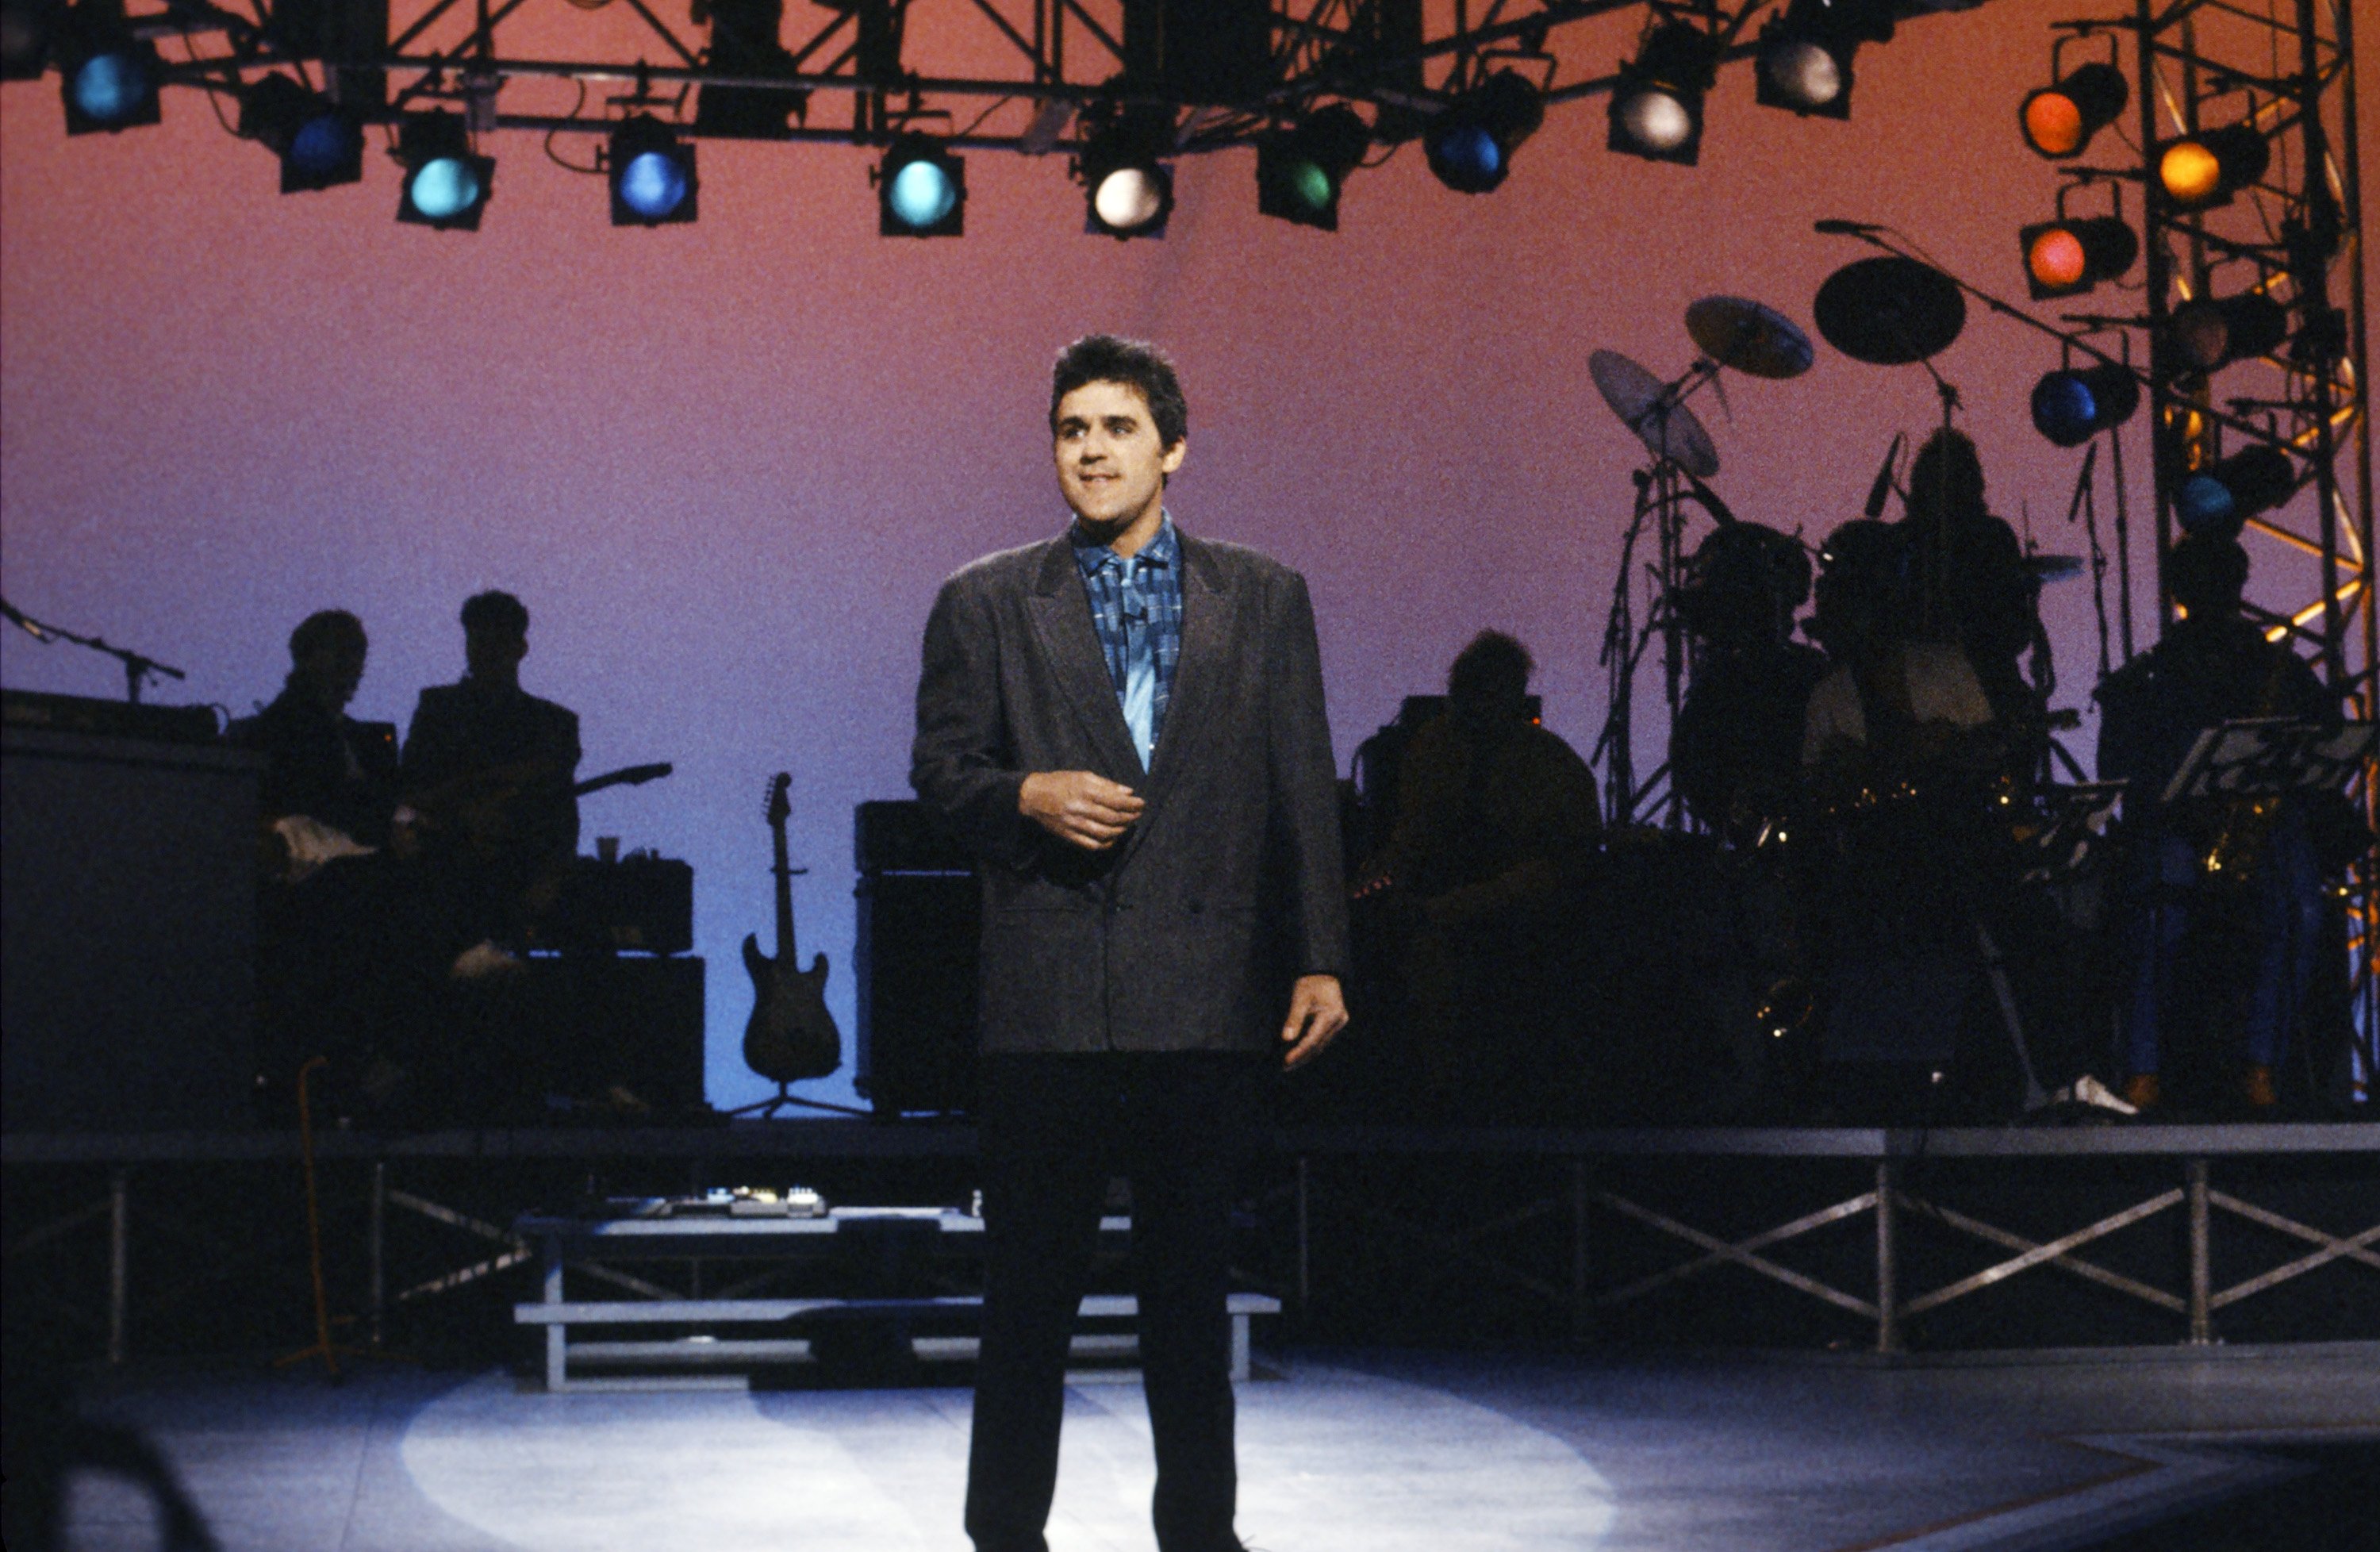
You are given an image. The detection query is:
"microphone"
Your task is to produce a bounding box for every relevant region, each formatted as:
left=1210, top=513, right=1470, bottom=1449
left=1814, top=218, right=1883, bottom=235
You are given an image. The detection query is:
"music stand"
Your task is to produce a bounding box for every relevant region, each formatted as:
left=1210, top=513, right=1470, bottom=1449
left=2159, top=718, right=2378, bottom=806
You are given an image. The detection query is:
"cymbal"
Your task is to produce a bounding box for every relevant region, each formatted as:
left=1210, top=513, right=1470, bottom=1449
left=1589, top=349, right=1721, bottom=478
left=2024, top=552, right=2085, bottom=582
left=1812, top=256, right=1965, bottom=366
left=1684, top=296, right=1814, bottom=379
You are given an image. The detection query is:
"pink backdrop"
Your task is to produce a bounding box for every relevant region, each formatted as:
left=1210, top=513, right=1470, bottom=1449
left=6, top=2, right=2365, bottom=1108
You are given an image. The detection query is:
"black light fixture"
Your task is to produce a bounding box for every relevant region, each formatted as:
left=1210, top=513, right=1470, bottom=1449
left=2156, top=123, right=2270, bottom=211
left=1078, top=105, right=1174, bottom=239
left=2, top=0, right=62, bottom=80
left=2018, top=213, right=2137, bottom=299
left=57, top=0, right=159, bottom=135
left=1257, top=104, right=1368, bottom=228
left=2019, top=61, right=2128, bottom=158
left=1755, top=0, right=1893, bottom=121
left=608, top=115, right=698, bottom=226
left=1422, top=70, right=1542, bottom=194
left=2163, top=290, right=2290, bottom=376
left=396, top=111, right=493, bottom=231
left=877, top=132, right=964, bottom=236
left=239, top=73, right=364, bottom=193
left=1609, top=21, right=1719, bottom=165
left=2029, top=360, right=2140, bottom=448
left=2176, top=444, right=2297, bottom=536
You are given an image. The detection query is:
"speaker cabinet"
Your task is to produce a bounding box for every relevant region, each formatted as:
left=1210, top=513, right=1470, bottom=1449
left=853, top=868, right=978, bottom=1117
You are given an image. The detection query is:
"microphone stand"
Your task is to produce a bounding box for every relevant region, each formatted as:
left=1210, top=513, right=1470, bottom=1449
left=3, top=597, right=189, bottom=703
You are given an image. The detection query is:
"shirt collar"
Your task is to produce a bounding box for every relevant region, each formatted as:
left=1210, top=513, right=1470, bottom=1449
left=1072, top=512, right=1177, bottom=577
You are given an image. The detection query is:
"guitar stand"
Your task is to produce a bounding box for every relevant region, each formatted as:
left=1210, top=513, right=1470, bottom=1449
left=727, top=1082, right=870, bottom=1119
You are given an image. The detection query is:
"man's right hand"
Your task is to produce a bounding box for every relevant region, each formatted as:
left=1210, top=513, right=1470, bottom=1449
left=1019, top=770, right=1145, bottom=851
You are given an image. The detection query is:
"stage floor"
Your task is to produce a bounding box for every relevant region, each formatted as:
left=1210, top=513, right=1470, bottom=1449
left=54, top=1346, right=2379, bottom=1552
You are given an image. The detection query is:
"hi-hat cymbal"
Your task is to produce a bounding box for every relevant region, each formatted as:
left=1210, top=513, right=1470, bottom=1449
left=1684, top=296, right=1815, bottom=379
left=1589, top=349, right=1721, bottom=478
left=1813, top=255, right=1966, bottom=366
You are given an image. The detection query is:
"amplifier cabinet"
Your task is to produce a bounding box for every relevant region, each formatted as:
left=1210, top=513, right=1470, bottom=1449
left=2, top=727, right=261, bottom=1131
left=853, top=866, right=979, bottom=1118
left=505, top=955, right=708, bottom=1115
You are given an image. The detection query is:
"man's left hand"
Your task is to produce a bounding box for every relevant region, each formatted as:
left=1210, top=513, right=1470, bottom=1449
left=1280, top=974, right=1349, bottom=1071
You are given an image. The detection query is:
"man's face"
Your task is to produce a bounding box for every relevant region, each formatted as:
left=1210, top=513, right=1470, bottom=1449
left=299, top=640, right=367, bottom=711
left=465, top=627, right=527, bottom=681
left=1053, top=379, right=1184, bottom=533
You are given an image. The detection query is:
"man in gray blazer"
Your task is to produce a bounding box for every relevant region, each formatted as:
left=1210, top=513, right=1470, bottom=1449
left=912, top=336, right=1351, bottom=1552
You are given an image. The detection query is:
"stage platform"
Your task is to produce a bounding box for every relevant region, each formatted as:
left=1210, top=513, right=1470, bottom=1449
left=6, top=1121, right=2374, bottom=1366
left=39, top=1343, right=2380, bottom=1552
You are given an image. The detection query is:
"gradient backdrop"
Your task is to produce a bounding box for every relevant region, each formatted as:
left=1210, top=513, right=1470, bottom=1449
left=5, top=2, right=2370, bottom=1110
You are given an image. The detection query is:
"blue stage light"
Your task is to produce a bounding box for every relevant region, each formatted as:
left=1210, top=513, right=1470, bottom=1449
left=1426, top=125, right=1499, bottom=187
left=410, top=158, right=479, bottom=220
left=2029, top=362, right=2139, bottom=448
left=1424, top=71, right=1540, bottom=194
left=71, top=49, right=138, bottom=119
left=620, top=152, right=687, bottom=218
left=608, top=117, right=698, bottom=227
left=889, top=159, right=954, bottom=228
left=288, top=112, right=359, bottom=178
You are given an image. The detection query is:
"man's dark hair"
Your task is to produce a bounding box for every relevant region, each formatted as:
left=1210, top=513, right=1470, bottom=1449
left=2169, top=534, right=2250, bottom=618
left=1050, top=335, right=1188, bottom=450
left=288, top=609, right=365, bottom=664
left=460, top=590, right=530, bottom=638
left=1449, top=630, right=1534, bottom=703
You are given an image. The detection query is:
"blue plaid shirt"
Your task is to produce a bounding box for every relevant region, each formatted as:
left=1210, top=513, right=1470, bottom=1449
left=1072, top=513, right=1183, bottom=770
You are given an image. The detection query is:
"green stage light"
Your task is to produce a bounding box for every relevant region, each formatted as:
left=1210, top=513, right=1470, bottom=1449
left=1257, top=105, right=1368, bottom=228
left=877, top=133, right=964, bottom=237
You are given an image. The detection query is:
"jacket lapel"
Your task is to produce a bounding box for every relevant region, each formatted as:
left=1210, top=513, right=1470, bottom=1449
left=1138, top=532, right=1235, bottom=816
left=1027, top=536, right=1144, bottom=780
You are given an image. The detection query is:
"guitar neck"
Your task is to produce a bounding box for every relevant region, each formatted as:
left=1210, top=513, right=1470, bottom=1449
left=773, top=824, right=797, bottom=958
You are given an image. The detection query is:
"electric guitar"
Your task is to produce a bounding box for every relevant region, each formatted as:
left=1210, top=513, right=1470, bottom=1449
left=741, top=773, right=841, bottom=1084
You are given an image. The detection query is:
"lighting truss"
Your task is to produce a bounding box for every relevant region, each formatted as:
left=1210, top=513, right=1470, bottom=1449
left=7, top=1, right=1974, bottom=166
left=2041, top=0, right=2374, bottom=1095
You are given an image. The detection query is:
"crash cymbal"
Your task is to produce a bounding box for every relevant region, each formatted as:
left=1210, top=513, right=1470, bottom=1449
left=2024, top=552, right=2086, bottom=582
left=1589, top=349, right=1721, bottom=478
left=1813, top=255, right=1966, bottom=366
left=1684, top=296, right=1815, bottom=379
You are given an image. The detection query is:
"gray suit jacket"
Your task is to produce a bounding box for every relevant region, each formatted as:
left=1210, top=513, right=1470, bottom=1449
left=911, top=528, right=1351, bottom=1055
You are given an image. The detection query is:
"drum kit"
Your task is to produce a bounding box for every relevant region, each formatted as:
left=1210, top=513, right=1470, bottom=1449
left=1587, top=259, right=2080, bottom=828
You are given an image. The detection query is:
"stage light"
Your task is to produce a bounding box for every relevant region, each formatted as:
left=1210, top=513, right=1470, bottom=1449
left=238, top=74, right=364, bottom=193
left=2177, top=444, right=2297, bottom=534
left=397, top=112, right=493, bottom=231
left=1078, top=108, right=1174, bottom=239
left=2, top=0, right=60, bottom=79
left=2019, top=215, right=2136, bottom=299
left=2029, top=361, right=2140, bottom=448
left=2157, top=124, right=2268, bottom=210
left=1610, top=22, right=1718, bottom=165
left=57, top=2, right=159, bottom=134
left=2019, top=62, right=2127, bottom=158
left=606, top=116, right=697, bottom=226
left=1424, top=70, right=1542, bottom=194
left=877, top=133, right=963, bottom=236
left=1257, top=105, right=1368, bottom=229
left=2164, top=290, right=2288, bottom=375
left=1755, top=0, right=1891, bottom=120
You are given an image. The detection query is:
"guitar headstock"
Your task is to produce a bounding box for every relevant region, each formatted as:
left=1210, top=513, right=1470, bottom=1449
left=765, top=773, right=791, bottom=828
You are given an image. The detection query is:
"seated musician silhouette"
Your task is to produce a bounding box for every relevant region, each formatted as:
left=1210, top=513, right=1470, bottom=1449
left=2096, top=535, right=2332, bottom=1112
left=227, top=609, right=397, bottom=868
left=1357, top=631, right=1601, bottom=1120
left=1670, top=523, right=1829, bottom=839
left=1896, top=428, right=2046, bottom=755
left=397, top=590, right=582, bottom=971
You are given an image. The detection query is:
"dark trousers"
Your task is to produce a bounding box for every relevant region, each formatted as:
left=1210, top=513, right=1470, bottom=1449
left=965, top=1052, right=1270, bottom=1552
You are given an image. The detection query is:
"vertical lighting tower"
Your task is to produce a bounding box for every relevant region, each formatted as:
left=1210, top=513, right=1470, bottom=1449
left=2121, top=0, right=2374, bottom=1091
